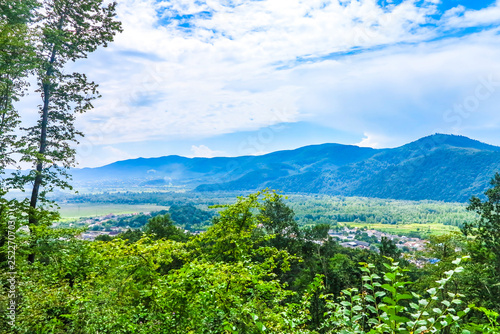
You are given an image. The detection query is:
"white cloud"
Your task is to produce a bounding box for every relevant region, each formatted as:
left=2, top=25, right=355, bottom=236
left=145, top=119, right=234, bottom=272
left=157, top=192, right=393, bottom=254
left=354, top=133, right=409, bottom=150
left=444, top=1, right=500, bottom=28
left=355, top=132, right=394, bottom=148
left=71, top=0, right=444, bottom=147
left=293, top=28, right=500, bottom=148
left=189, top=145, right=225, bottom=158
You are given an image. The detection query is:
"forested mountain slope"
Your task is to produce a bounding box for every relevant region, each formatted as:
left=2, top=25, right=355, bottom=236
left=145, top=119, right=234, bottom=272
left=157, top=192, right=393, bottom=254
left=73, top=143, right=379, bottom=188
left=72, top=134, right=500, bottom=202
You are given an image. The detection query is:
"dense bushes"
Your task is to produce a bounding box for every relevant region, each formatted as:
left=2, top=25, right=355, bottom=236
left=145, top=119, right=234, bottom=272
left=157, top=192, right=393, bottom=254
left=1, top=190, right=499, bottom=333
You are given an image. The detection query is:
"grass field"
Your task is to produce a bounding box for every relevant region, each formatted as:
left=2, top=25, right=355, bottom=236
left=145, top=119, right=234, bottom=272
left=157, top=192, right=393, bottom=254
left=344, top=222, right=460, bottom=236
left=57, top=204, right=170, bottom=219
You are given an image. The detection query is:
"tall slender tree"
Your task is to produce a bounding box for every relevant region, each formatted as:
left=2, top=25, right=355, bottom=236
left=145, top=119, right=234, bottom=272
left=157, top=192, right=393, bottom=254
left=0, top=0, right=38, bottom=267
left=17, top=0, right=122, bottom=263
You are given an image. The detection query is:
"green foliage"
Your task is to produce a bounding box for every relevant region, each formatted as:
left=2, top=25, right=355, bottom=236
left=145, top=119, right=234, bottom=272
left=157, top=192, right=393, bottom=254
left=169, top=204, right=214, bottom=230
left=16, top=0, right=121, bottom=194
left=4, top=191, right=310, bottom=333
left=115, top=228, right=143, bottom=244
left=105, top=210, right=168, bottom=229
left=55, top=191, right=474, bottom=237
left=457, top=173, right=500, bottom=311
left=464, top=173, right=500, bottom=271
left=257, top=192, right=301, bottom=253
left=0, top=0, right=38, bottom=271
left=322, top=256, right=473, bottom=334
left=143, top=214, right=188, bottom=242
left=465, top=307, right=500, bottom=333
left=0, top=0, right=37, bottom=170
left=94, top=234, right=113, bottom=242
left=195, top=190, right=281, bottom=263
left=2, top=191, right=499, bottom=333
left=290, top=195, right=474, bottom=231
left=303, top=223, right=330, bottom=242
left=378, top=237, right=401, bottom=260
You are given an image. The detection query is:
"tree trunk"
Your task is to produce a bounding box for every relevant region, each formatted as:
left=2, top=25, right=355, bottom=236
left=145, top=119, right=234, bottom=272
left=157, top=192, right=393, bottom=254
left=27, top=44, right=58, bottom=263
left=27, top=81, right=50, bottom=264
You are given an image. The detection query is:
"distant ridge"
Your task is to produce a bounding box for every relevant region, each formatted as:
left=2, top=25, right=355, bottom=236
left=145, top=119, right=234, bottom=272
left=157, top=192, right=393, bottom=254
left=400, top=134, right=500, bottom=152
left=72, top=134, right=500, bottom=202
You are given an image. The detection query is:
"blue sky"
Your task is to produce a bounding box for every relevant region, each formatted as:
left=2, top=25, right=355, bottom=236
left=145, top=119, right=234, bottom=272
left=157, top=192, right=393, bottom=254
left=18, top=0, right=500, bottom=167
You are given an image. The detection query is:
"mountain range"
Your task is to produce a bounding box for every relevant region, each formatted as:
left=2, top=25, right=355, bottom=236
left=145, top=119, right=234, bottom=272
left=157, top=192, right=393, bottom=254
left=72, top=134, right=500, bottom=202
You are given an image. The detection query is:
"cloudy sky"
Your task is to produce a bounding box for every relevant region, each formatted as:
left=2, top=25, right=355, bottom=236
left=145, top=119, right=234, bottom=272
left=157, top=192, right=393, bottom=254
left=20, top=0, right=500, bottom=167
